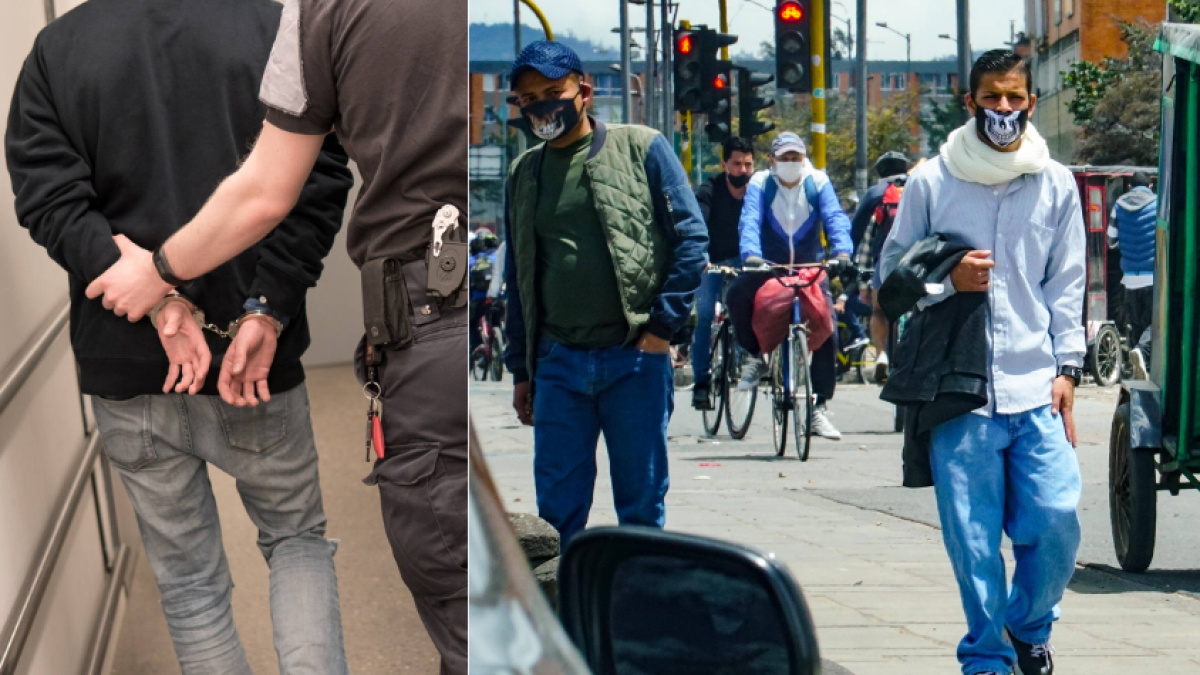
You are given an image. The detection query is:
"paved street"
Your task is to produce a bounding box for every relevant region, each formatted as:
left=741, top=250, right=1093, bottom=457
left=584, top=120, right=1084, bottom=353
left=473, top=376, right=1200, bottom=674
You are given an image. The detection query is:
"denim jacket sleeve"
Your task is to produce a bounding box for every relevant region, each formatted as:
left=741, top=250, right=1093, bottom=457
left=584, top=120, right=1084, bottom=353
left=501, top=181, right=531, bottom=384
left=738, top=172, right=767, bottom=263
left=643, top=134, right=709, bottom=340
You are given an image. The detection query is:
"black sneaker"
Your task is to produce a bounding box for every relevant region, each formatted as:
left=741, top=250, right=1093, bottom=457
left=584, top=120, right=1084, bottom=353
left=692, top=383, right=713, bottom=411
left=1008, top=629, right=1053, bottom=675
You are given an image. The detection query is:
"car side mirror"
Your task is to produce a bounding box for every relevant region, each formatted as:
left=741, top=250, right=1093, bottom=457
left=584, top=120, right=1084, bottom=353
left=558, top=527, right=821, bottom=675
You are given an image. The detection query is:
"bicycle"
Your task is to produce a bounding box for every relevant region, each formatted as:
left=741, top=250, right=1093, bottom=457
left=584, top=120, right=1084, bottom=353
left=699, top=265, right=758, bottom=439
left=745, top=258, right=829, bottom=462
left=470, top=299, right=505, bottom=382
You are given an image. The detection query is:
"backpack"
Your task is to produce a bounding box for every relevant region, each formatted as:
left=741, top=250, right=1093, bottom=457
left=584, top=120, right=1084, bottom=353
left=872, top=176, right=907, bottom=241
left=469, top=252, right=494, bottom=293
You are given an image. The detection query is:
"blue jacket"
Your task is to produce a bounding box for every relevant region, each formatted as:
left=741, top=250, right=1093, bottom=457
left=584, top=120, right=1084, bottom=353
left=502, top=127, right=708, bottom=383
left=738, top=166, right=853, bottom=265
left=1109, top=186, right=1157, bottom=276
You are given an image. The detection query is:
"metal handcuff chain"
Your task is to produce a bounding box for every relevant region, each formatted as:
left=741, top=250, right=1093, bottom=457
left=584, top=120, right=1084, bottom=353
left=149, top=295, right=282, bottom=340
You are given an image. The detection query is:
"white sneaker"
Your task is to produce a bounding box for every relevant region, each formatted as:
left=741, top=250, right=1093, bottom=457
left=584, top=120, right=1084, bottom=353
left=846, top=337, right=870, bottom=351
left=738, top=358, right=769, bottom=390
left=812, top=406, right=842, bottom=440
left=874, top=350, right=889, bottom=383
left=1129, top=347, right=1148, bottom=380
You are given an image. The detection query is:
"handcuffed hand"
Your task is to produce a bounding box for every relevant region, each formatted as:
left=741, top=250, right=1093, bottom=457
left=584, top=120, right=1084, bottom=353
left=1051, top=375, right=1077, bottom=448
left=156, top=300, right=211, bottom=395
left=218, top=316, right=277, bottom=407
left=86, top=235, right=173, bottom=322
left=950, top=250, right=996, bottom=293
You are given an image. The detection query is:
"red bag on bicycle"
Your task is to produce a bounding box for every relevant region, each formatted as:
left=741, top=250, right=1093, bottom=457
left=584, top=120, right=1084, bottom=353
left=752, top=269, right=834, bottom=356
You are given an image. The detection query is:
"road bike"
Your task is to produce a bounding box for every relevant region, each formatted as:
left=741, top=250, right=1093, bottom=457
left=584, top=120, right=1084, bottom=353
left=699, top=266, right=758, bottom=439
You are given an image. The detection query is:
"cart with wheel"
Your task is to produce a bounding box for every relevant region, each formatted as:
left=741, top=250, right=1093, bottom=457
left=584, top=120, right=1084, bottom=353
left=1108, top=23, right=1200, bottom=573
left=1067, top=165, right=1159, bottom=386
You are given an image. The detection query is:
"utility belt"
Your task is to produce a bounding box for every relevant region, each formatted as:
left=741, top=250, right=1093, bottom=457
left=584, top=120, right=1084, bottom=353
left=358, top=205, right=467, bottom=461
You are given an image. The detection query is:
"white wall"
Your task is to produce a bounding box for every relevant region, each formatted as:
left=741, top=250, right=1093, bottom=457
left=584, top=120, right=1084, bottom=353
left=302, top=163, right=365, bottom=368
left=0, top=0, right=127, bottom=673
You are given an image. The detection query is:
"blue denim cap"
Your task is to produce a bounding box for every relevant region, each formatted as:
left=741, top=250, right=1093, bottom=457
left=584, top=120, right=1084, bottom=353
left=510, top=41, right=584, bottom=86
left=772, top=131, right=807, bottom=156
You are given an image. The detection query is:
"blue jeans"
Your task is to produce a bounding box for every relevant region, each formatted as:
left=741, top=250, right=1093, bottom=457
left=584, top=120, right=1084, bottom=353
left=93, top=384, right=347, bottom=675
left=691, top=257, right=741, bottom=386
left=930, top=405, right=1082, bottom=675
left=532, top=338, right=673, bottom=548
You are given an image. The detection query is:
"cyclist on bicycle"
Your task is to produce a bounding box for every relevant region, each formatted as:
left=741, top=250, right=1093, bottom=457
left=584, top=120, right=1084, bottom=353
left=851, top=151, right=909, bottom=381
left=690, top=136, right=757, bottom=411
left=727, top=131, right=854, bottom=440
left=469, top=229, right=500, bottom=354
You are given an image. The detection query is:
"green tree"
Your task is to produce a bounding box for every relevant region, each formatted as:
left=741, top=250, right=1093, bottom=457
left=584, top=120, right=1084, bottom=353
left=1169, top=0, right=1200, bottom=22
left=1066, top=21, right=1162, bottom=165
left=920, top=89, right=966, bottom=154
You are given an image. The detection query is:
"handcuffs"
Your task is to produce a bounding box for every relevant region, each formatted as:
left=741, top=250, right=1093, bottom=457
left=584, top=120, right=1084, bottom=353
left=149, top=293, right=283, bottom=340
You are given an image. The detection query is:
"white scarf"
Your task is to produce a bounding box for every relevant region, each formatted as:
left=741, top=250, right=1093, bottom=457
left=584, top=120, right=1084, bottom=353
left=940, top=118, right=1050, bottom=185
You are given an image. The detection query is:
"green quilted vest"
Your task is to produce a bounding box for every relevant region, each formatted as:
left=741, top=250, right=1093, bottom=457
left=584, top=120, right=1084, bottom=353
left=508, top=122, right=669, bottom=379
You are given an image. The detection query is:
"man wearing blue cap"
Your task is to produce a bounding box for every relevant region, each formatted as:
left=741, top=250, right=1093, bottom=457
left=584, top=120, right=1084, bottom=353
left=502, top=41, right=708, bottom=547
left=726, top=131, right=854, bottom=440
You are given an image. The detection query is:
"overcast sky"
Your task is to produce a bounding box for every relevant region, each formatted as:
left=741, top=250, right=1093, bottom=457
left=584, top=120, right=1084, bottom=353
left=469, top=0, right=1026, bottom=62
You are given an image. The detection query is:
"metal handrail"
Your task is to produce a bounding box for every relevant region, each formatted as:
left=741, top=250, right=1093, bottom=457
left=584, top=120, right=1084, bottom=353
left=0, top=431, right=103, bottom=675
left=0, top=301, right=70, bottom=418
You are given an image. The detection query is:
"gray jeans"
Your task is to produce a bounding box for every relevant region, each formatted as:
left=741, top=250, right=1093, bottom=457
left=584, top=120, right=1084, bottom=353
left=92, top=383, right=347, bottom=675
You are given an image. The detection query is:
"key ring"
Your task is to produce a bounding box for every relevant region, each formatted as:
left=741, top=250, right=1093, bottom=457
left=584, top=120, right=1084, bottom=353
left=362, top=381, right=382, bottom=401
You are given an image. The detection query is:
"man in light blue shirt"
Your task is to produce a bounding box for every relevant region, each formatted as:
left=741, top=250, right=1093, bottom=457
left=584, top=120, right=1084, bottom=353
left=879, top=50, right=1085, bottom=675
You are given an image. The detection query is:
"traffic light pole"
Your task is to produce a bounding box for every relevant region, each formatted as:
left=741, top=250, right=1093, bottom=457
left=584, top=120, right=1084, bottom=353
left=855, top=0, right=867, bottom=195
left=662, top=1, right=673, bottom=133
left=810, top=0, right=826, bottom=169
left=719, top=0, right=729, bottom=60
left=646, top=0, right=657, bottom=131
left=620, top=0, right=632, bottom=123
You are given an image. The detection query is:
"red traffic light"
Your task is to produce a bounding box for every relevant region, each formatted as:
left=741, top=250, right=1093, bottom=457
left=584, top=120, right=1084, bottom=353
left=678, top=34, right=693, bottom=54
left=778, top=0, right=804, bottom=22
left=714, top=74, right=727, bottom=89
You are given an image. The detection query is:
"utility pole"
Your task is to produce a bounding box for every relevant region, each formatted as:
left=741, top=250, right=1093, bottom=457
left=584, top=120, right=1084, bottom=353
left=680, top=19, right=692, bottom=181
left=956, top=0, right=970, bottom=123
left=646, top=0, right=657, bottom=131
left=855, top=0, right=867, bottom=195
left=811, top=0, right=827, bottom=169
left=514, top=0, right=521, bottom=58
left=661, top=0, right=674, bottom=134
left=621, top=0, right=632, bottom=123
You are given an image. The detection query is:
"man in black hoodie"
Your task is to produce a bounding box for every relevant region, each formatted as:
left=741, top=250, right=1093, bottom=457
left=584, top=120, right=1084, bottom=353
left=6, top=0, right=353, bottom=672
left=79, top=0, right=469, bottom=671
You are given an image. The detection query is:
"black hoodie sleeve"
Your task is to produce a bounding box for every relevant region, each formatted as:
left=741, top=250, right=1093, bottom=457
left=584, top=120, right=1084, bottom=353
left=246, top=133, right=353, bottom=320
left=5, top=42, right=122, bottom=283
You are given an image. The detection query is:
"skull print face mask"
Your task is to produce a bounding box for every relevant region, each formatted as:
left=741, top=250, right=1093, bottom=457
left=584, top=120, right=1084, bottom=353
left=976, top=107, right=1028, bottom=148
left=520, top=93, right=582, bottom=142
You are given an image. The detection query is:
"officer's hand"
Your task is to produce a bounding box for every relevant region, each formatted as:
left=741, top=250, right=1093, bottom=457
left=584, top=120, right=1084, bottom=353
left=513, top=381, right=534, bottom=426
left=950, top=250, right=995, bottom=292
left=1051, top=375, right=1077, bottom=448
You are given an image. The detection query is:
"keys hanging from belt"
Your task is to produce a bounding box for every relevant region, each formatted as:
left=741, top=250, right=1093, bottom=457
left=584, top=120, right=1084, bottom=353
left=363, top=344, right=385, bottom=461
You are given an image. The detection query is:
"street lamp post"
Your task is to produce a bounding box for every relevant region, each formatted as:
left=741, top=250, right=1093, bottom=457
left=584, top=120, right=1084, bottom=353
left=875, top=21, right=911, bottom=91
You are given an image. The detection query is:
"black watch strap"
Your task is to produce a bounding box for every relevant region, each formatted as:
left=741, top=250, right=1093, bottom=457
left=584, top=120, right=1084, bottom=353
left=153, top=244, right=189, bottom=288
left=1059, top=366, right=1082, bottom=386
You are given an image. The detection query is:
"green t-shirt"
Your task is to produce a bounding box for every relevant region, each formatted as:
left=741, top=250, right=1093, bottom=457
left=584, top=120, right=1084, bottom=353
left=534, top=132, right=629, bottom=348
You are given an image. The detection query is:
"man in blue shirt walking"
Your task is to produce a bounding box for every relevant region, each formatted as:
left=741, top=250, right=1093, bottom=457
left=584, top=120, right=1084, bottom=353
left=879, top=50, right=1085, bottom=675
left=1108, top=172, right=1157, bottom=377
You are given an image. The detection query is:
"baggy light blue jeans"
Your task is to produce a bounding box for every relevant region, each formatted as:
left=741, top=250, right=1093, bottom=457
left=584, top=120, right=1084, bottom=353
left=92, top=384, right=348, bottom=675
left=532, top=337, right=674, bottom=548
left=929, top=405, right=1082, bottom=675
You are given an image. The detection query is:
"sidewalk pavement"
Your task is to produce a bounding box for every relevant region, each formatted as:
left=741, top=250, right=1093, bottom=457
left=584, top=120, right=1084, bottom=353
left=472, top=378, right=1200, bottom=675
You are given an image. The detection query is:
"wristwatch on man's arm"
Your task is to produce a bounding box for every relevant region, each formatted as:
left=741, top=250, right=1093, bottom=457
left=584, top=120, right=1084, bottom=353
left=1058, top=365, right=1083, bottom=387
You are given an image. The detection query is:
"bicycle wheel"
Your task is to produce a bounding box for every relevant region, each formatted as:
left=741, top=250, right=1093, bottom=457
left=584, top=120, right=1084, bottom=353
left=790, top=330, right=813, bottom=462
left=724, top=324, right=758, bottom=440
left=769, top=350, right=787, bottom=457
left=488, top=329, right=505, bottom=382
left=856, top=342, right=879, bottom=384
left=470, top=345, right=488, bottom=380
left=702, top=322, right=726, bottom=437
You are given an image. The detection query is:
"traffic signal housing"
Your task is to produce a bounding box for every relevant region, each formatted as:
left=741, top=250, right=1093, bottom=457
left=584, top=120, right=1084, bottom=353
left=704, top=69, right=733, bottom=142
left=673, top=28, right=703, bottom=112
left=737, top=68, right=775, bottom=138
left=775, top=0, right=812, bottom=93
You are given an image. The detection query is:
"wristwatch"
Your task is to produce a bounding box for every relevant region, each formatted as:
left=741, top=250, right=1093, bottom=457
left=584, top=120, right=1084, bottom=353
left=153, top=244, right=190, bottom=288
left=1058, top=365, right=1083, bottom=386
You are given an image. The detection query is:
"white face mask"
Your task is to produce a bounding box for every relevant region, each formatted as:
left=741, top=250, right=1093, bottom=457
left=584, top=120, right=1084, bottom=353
left=773, top=161, right=804, bottom=184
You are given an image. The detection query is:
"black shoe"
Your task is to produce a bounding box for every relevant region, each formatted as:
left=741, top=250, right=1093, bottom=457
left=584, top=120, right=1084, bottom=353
left=1008, top=628, right=1054, bottom=675
left=692, top=383, right=713, bottom=411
